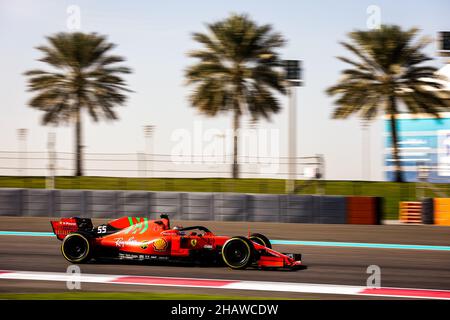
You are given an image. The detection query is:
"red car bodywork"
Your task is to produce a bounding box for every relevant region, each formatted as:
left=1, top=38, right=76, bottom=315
left=51, top=215, right=303, bottom=269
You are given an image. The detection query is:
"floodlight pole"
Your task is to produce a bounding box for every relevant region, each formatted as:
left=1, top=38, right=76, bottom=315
left=46, top=132, right=56, bottom=189
left=286, top=84, right=297, bottom=193
left=143, top=125, right=155, bottom=178
left=283, top=60, right=302, bottom=194
left=361, top=119, right=371, bottom=181
left=17, top=128, right=28, bottom=176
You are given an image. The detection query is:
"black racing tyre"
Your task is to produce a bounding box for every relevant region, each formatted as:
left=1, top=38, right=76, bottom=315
left=61, top=232, right=92, bottom=263
left=249, top=233, right=272, bottom=249
left=221, top=236, right=255, bottom=270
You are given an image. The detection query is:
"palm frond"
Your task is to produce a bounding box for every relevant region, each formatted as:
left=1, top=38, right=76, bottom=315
left=327, top=25, right=450, bottom=120
left=185, top=14, right=286, bottom=121
left=24, top=32, right=131, bottom=125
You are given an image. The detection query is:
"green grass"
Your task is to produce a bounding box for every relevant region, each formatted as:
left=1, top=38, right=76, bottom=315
left=1, top=176, right=449, bottom=219
left=0, top=292, right=290, bottom=300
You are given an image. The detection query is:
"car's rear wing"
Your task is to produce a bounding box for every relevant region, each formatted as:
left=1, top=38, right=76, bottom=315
left=50, top=217, right=93, bottom=240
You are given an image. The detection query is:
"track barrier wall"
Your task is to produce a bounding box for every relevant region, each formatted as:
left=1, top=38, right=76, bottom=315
left=346, top=196, right=379, bottom=225
left=421, top=198, right=434, bottom=225
left=399, top=201, right=422, bottom=224
left=433, top=198, right=450, bottom=226
left=0, top=188, right=382, bottom=224
left=419, top=198, right=450, bottom=226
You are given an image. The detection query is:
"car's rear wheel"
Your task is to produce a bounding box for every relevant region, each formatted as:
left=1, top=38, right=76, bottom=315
left=249, top=233, right=272, bottom=249
left=61, top=233, right=92, bottom=263
left=221, top=236, right=254, bottom=269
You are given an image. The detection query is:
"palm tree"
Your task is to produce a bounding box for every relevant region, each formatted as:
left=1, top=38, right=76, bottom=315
left=185, top=14, right=286, bottom=178
left=24, top=32, right=131, bottom=176
left=327, top=25, right=449, bottom=182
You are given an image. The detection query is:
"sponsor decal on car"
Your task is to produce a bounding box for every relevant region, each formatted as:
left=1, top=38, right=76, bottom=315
left=115, top=237, right=142, bottom=248
left=152, top=238, right=168, bottom=251
left=114, top=238, right=125, bottom=248
left=61, top=221, right=77, bottom=226
left=140, top=241, right=149, bottom=249
left=118, top=253, right=170, bottom=261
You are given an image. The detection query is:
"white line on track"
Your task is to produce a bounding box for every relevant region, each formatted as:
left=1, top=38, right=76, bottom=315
left=0, top=269, right=449, bottom=300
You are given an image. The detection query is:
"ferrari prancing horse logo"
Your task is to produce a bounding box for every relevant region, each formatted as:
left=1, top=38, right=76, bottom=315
left=190, top=239, right=197, bottom=247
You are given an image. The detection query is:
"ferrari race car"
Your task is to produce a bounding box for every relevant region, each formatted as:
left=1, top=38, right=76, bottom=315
left=51, top=214, right=304, bottom=270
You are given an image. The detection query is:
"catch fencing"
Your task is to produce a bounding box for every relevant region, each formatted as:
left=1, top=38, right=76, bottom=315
left=0, top=151, right=324, bottom=180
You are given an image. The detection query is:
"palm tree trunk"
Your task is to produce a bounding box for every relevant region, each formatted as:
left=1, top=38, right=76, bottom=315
left=75, top=107, right=83, bottom=176
left=388, top=97, right=403, bottom=183
left=232, top=108, right=240, bottom=179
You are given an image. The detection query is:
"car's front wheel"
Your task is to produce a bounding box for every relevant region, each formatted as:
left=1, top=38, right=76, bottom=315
left=221, top=236, right=255, bottom=269
left=249, top=233, right=272, bottom=249
left=61, top=233, right=92, bottom=263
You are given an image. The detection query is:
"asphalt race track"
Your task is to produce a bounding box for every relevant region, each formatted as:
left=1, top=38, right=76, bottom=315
left=0, top=217, right=449, bottom=299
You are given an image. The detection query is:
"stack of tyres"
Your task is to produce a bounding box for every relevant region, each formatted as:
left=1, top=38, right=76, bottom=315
left=434, top=198, right=450, bottom=226
left=421, top=198, right=434, bottom=225
left=347, top=196, right=378, bottom=225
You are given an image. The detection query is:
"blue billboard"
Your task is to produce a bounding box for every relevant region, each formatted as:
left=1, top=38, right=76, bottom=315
left=384, top=113, right=450, bottom=182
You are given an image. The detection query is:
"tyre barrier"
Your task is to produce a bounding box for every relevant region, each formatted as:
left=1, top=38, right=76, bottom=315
left=421, top=198, right=434, bottom=225
left=0, top=188, right=382, bottom=224
left=347, top=196, right=382, bottom=225
left=419, top=198, right=450, bottom=226
left=399, top=201, right=422, bottom=224
left=433, top=198, right=450, bottom=226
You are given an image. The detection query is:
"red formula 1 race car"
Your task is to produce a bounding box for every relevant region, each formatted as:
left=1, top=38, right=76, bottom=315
left=50, top=214, right=304, bottom=270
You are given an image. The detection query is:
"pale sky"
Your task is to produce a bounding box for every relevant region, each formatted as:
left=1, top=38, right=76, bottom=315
left=0, top=0, right=449, bottom=180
